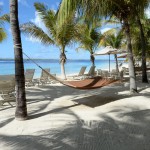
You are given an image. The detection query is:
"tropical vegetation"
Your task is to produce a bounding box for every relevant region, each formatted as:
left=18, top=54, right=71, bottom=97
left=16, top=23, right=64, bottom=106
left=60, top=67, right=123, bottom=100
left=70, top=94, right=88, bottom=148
left=58, top=0, right=150, bottom=93
left=21, top=2, right=77, bottom=80
left=99, top=28, right=125, bottom=73
left=6, top=0, right=150, bottom=119
left=75, top=18, right=101, bottom=66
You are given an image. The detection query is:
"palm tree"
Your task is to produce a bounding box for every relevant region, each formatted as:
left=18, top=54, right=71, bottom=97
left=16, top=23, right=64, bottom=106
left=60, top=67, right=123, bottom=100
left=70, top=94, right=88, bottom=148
left=10, top=0, right=27, bottom=120
left=130, top=14, right=150, bottom=82
left=129, top=0, right=149, bottom=83
left=76, top=19, right=101, bottom=66
left=99, top=29, right=125, bottom=72
left=21, top=3, right=76, bottom=79
left=58, top=0, right=138, bottom=93
left=101, top=0, right=138, bottom=93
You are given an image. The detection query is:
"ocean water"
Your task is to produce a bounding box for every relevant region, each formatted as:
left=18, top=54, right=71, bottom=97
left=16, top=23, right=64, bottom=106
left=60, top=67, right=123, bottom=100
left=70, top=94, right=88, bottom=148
left=0, top=59, right=118, bottom=78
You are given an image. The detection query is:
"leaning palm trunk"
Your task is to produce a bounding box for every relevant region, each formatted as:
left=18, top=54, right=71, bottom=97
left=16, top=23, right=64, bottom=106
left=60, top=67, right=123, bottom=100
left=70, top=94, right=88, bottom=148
left=124, top=19, right=137, bottom=93
left=137, top=18, right=148, bottom=83
left=114, top=54, right=119, bottom=73
left=10, top=0, right=27, bottom=120
left=60, top=51, right=67, bottom=80
left=90, top=52, right=95, bottom=67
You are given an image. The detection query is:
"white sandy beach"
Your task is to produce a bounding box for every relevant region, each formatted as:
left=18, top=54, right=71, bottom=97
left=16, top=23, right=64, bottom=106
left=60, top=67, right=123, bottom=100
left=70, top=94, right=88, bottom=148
left=0, top=73, right=150, bottom=150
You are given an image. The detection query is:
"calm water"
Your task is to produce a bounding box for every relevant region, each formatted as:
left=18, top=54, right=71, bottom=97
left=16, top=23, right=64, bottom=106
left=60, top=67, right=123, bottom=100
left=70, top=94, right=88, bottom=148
left=0, top=59, right=117, bottom=78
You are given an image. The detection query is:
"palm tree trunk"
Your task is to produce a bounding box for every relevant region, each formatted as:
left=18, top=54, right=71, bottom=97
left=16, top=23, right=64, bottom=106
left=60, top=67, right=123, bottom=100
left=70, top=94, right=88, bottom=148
left=114, top=54, right=119, bottom=72
left=90, top=52, right=95, bottom=67
left=124, top=19, right=137, bottom=93
left=137, top=18, right=148, bottom=83
left=60, top=47, right=67, bottom=80
left=10, top=0, right=27, bottom=120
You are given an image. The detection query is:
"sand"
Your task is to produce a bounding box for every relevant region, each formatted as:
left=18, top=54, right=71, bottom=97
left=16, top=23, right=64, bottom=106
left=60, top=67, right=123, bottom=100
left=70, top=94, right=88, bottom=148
left=0, top=73, right=150, bottom=150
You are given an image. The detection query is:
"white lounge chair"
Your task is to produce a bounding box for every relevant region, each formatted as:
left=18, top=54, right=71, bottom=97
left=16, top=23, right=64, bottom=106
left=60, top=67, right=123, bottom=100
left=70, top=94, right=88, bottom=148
left=101, top=70, right=110, bottom=78
left=110, top=69, right=121, bottom=79
left=78, top=66, right=87, bottom=76
left=81, top=66, right=96, bottom=79
left=0, top=75, right=16, bottom=106
left=34, top=68, right=50, bottom=85
left=25, top=69, right=35, bottom=87
left=68, top=66, right=87, bottom=80
left=48, top=73, right=59, bottom=84
left=122, top=67, right=129, bottom=76
left=97, top=69, right=102, bottom=76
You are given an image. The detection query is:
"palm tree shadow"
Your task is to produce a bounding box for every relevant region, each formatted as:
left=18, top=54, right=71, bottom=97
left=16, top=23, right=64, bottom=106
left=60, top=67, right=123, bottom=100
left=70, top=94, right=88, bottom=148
left=26, top=81, right=149, bottom=119
left=1, top=109, right=150, bottom=150
left=28, top=103, right=80, bottom=120
left=0, top=118, right=14, bottom=128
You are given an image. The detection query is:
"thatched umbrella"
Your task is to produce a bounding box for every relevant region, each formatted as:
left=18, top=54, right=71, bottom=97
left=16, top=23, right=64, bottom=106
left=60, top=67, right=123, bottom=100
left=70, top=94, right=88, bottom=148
left=94, top=46, right=118, bottom=72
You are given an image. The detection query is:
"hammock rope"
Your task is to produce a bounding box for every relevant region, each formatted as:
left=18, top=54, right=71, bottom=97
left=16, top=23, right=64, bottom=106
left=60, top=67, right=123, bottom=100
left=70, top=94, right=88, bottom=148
left=23, top=52, right=118, bottom=90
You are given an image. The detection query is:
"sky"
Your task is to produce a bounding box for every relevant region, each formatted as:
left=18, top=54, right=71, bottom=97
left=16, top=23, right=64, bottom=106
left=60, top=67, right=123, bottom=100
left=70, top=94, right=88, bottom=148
left=0, top=0, right=150, bottom=60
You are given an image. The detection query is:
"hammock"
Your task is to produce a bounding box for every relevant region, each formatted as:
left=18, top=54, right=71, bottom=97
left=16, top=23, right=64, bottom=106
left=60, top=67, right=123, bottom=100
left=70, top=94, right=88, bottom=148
left=63, top=77, right=118, bottom=89
left=23, top=52, right=118, bottom=90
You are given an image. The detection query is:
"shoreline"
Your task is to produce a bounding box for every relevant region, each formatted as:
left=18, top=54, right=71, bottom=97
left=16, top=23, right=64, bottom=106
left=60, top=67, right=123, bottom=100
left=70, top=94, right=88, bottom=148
left=0, top=59, right=121, bottom=76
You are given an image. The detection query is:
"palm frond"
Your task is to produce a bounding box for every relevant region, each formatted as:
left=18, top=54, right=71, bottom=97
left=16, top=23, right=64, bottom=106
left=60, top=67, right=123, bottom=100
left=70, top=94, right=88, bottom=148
left=76, top=45, right=87, bottom=52
left=0, top=28, right=7, bottom=42
left=34, top=3, right=48, bottom=19
left=99, top=27, right=125, bottom=49
left=20, top=22, right=54, bottom=45
left=34, top=3, right=57, bottom=37
left=58, top=0, right=82, bottom=25
left=0, top=14, right=10, bottom=26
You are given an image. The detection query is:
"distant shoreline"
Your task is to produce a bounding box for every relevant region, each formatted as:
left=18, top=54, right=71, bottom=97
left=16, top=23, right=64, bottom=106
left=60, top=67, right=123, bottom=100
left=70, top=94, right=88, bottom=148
left=0, top=58, right=121, bottom=61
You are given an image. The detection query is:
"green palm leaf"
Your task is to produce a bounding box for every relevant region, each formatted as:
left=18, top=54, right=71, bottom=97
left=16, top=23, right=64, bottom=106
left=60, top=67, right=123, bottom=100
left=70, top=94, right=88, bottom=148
left=0, top=28, right=7, bottom=42
left=21, top=22, right=54, bottom=45
left=34, top=3, right=57, bottom=37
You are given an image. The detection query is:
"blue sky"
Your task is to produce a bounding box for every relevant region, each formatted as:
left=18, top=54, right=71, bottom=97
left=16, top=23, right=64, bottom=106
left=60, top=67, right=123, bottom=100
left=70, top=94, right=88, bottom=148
left=0, top=0, right=114, bottom=60
left=0, top=0, right=149, bottom=60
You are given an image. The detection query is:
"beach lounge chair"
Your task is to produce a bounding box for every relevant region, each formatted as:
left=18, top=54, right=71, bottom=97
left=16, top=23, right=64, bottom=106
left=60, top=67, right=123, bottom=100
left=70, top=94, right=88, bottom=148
left=68, top=66, right=87, bottom=80
left=97, top=69, right=120, bottom=79
left=88, top=66, right=96, bottom=76
left=81, top=66, right=96, bottom=79
left=78, top=66, right=87, bottom=76
left=38, top=68, right=50, bottom=85
left=110, top=69, right=121, bottom=79
left=122, top=67, right=129, bottom=76
left=101, top=70, right=110, bottom=78
left=97, top=69, right=102, bottom=76
left=0, top=75, right=16, bottom=106
left=25, top=69, right=35, bottom=87
left=49, top=73, right=59, bottom=84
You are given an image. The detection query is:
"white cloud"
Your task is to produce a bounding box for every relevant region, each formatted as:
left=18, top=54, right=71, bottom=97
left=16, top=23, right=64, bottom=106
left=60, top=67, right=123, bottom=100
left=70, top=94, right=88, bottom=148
left=31, top=12, right=47, bottom=32
left=18, top=0, right=29, bottom=7
left=101, top=27, right=111, bottom=34
left=0, top=2, right=4, bottom=6
left=25, top=12, right=47, bottom=43
left=25, top=37, right=40, bottom=43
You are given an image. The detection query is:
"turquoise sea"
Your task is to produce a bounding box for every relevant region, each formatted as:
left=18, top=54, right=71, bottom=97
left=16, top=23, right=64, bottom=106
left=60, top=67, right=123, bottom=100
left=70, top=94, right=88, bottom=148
left=0, top=59, right=118, bottom=78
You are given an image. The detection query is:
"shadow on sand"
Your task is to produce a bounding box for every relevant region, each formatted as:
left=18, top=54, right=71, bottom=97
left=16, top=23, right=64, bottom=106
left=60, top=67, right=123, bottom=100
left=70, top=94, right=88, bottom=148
left=0, top=76, right=150, bottom=149
left=0, top=108, right=150, bottom=150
